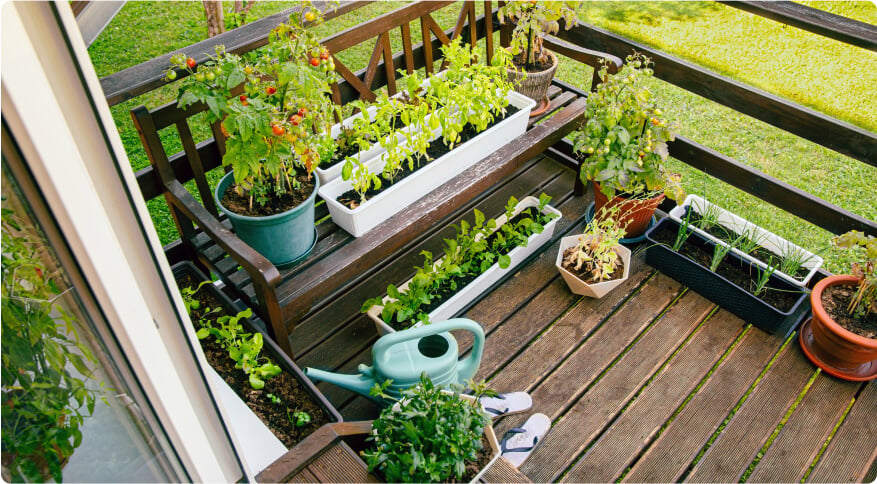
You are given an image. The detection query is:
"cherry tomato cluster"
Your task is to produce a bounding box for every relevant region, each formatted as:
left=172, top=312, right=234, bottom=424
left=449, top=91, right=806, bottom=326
left=309, top=48, right=335, bottom=72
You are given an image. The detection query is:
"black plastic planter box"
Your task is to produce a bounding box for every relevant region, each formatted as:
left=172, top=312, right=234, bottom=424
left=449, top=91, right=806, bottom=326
left=644, top=218, right=810, bottom=338
left=171, top=261, right=342, bottom=424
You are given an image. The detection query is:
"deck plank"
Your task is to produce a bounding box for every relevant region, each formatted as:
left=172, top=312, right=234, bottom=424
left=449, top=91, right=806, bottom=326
left=484, top=256, right=655, bottom=392
left=497, top=272, right=685, bottom=437
left=807, top=382, right=877, bottom=482
left=516, top=284, right=726, bottom=483
left=622, top=324, right=785, bottom=483
left=549, top=289, right=717, bottom=483
left=747, top=373, right=861, bottom=483
left=684, top=339, right=816, bottom=483
left=806, top=382, right=877, bottom=483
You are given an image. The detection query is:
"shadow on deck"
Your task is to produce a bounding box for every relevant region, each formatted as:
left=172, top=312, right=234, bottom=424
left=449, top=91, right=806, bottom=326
left=296, top=155, right=877, bottom=483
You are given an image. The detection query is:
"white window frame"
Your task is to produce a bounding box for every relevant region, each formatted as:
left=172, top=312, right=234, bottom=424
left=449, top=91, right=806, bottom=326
left=2, top=2, right=257, bottom=481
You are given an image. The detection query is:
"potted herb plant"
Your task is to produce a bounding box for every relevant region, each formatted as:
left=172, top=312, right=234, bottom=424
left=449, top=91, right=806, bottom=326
left=498, top=0, right=579, bottom=114
left=669, top=194, right=824, bottom=287
left=800, top=231, right=877, bottom=381
left=1, top=207, right=103, bottom=483
left=644, top=214, right=810, bottom=337
left=556, top=204, right=631, bottom=298
left=363, top=194, right=561, bottom=334
left=572, top=53, right=684, bottom=239
left=169, top=4, right=336, bottom=266
left=362, top=375, right=500, bottom=483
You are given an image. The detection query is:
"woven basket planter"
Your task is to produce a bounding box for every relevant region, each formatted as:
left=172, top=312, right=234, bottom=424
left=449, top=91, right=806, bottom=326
left=506, top=50, right=558, bottom=106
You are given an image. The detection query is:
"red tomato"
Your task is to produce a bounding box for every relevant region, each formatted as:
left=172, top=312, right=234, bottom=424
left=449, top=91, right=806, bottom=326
left=186, top=57, right=197, bottom=69
left=272, top=124, right=285, bottom=136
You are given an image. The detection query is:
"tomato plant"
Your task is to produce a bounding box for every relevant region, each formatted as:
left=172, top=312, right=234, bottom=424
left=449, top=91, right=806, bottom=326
left=171, top=0, right=337, bottom=210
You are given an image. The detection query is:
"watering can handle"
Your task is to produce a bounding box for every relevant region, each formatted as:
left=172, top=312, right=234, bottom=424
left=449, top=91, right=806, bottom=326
left=373, top=318, right=485, bottom=380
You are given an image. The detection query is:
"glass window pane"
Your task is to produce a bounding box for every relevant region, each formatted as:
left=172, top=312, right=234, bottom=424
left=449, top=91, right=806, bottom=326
left=1, top=163, right=182, bottom=483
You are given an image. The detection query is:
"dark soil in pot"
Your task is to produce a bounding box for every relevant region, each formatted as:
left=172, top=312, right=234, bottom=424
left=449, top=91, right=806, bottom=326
left=337, top=106, right=520, bottom=209
left=221, top=175, right=315, bottom=217
left=512, top=52, right=554, bottom=73
left=683, top=209, right=809, bottom=280
left=819, top=284, right=877, bottom=339
left=649, top=222, right=802, bottom=312
left=178, top=274, right=329, bottom=448
left=561, top=246, right=626, bottom=284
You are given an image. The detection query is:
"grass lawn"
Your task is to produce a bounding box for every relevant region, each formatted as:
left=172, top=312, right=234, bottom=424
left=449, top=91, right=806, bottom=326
left=88, top=1, right=876, bottom=273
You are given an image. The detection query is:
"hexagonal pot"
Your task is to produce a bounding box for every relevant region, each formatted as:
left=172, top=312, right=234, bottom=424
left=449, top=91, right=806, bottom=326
left=556, top=234, right=631, bottom=298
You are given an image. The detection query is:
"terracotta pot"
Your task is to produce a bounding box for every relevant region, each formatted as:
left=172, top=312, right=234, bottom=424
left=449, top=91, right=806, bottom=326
left=801, top=275, right=877, bottom=381
left=593, top=182, right=664, bottom=238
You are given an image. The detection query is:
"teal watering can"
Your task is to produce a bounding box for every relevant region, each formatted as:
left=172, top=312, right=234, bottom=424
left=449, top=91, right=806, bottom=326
left=305, top=318, right=484, bottom=403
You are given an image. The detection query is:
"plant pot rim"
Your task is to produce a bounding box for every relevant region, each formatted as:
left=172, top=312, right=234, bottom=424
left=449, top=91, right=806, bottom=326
left=811, top=274, right=877, bottom=347
left=506, top=48, right=558, bottom=74
left=215, top=170, right=320, bottom=222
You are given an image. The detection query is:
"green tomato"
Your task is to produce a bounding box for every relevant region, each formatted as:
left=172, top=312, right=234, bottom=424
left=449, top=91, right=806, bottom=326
left=194, top=72, right=205, bottom=82
left=205, top=71, right=216, bottom=82
left=165, top=70, right=177, bottom=81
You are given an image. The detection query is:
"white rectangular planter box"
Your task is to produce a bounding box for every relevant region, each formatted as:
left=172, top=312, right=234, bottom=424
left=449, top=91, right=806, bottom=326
left=368, top=196, right=561, bottom=335
left=316, top=76, right=439, bottom=184
left=669, top=194, right=823, bottom=287
left=316, top=105, right=384, bottom=185
left=318, top=90, right=536, bottom=237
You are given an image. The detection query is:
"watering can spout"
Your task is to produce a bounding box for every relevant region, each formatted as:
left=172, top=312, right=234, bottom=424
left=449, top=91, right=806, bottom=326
left=304, top=365, right=378, bottom=400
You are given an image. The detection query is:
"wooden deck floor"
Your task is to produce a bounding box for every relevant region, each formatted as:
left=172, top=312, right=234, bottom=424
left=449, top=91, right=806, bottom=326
left=290, top=154, right=877, bottom=483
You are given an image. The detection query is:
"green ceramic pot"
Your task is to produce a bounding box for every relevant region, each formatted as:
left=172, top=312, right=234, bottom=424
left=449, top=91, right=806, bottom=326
left=215, top=171, right=318, bottom=267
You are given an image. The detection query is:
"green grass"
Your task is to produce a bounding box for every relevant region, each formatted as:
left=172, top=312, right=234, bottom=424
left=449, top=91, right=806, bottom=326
left=87, top=1, right=876, bottom=273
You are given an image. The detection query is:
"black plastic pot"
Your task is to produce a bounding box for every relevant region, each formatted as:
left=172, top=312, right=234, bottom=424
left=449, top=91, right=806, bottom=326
left=644, top=218, right=810, bottom=337
left=171, top=261, right=342, bottom=424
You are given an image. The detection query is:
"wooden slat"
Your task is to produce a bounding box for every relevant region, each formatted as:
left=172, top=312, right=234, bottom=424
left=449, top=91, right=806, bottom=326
left=175, top=120, right=218, bottom=217
left=100, top=2, right=371, bottom=106
left=400, top=23, right=415, bottom=74
left=685, top=340, right=816, bottom=483
left=332, top=56, right=377, bottom=102
left=806, top=382, right=877, bottom=483
left=484, top=259, right=655, bottom=393
left=555, top=22, right=877, bottom=168
left=362, top=36, right=385, bottom=93
left=720, top=1, right=877, bottom=52
left=555, top=292, right=720, bottom=483
left=380, top=32, right=396, bottom=95
left=321, top=1, right=453, bottom=55
left=747, top=373, right=861, bottom=483
left=623, top=326, right=786, bottom=483
left=421, top=16, right=435, bottom=75
left=306, top=441, right=378, bottom=483
left=478, top=457, right=532, bottom=483
left=484, top=1, right=494, bottom=65
left=516, top=287, right=716, bottom=483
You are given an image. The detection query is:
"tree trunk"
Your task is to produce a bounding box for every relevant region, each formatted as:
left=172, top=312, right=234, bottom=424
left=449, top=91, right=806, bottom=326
left=202, top=1, right=225, bottom=38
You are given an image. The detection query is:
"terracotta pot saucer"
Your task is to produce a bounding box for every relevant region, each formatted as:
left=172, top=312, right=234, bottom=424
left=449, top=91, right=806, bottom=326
left=799, top=317, right=877, bottom=381
left=529, top=96, right=550, bottom=117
